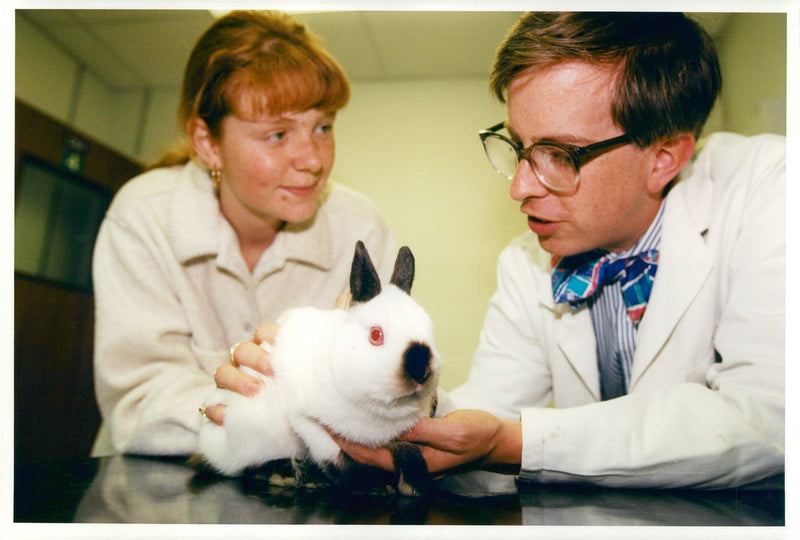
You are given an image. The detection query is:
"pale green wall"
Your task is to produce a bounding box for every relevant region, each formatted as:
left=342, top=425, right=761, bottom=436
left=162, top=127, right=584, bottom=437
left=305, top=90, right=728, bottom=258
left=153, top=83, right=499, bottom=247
left=140, top=89, right=184, bottom=164
left=330, top=79, right=524, bottom=389
left=14, top=12, right=789, bottom=390
left=716, top=13, right=787, bottom=136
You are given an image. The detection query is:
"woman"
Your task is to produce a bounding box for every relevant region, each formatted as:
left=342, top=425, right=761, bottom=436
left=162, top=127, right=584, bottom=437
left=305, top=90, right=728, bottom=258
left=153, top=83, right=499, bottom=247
left=91, top=11, right=395, bottom=456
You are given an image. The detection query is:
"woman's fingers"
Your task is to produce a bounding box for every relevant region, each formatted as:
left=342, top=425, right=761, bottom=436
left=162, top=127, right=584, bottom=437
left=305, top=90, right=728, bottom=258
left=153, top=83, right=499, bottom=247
left=253, top=323, right=279, bottom=347
left=204, top=324, right=279, bottom=426
left=214, top=361, right=262, bottom=396
left=203, top=404, right=225, bottom=425
left=232, top=340, right=274, bottom=377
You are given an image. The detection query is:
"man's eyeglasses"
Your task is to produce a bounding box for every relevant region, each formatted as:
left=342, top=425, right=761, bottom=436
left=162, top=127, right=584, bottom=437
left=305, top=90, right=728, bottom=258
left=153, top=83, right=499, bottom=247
left=478, top=122, right=635, bottom=193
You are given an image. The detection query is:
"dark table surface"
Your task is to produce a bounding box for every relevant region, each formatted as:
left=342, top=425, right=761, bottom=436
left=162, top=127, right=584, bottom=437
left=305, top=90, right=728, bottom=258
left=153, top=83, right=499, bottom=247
left=14, top=455, right=784, bottom=527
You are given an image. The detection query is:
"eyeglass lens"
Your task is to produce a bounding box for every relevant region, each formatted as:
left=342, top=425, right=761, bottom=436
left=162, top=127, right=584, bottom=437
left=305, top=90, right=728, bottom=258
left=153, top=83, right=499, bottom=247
left=483, top=135, right=577, bottom=191
left=531, top=146, right=578, bottom=190
left=482, top=136, right=519, bottom=179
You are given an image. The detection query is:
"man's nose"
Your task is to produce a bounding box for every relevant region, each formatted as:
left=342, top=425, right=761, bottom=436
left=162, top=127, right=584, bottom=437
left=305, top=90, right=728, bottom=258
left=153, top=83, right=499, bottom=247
left=509, top=158, right=549, bottom=201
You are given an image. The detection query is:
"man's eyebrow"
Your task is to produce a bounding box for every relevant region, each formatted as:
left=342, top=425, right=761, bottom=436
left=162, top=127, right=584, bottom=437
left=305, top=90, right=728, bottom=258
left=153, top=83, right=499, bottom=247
left=507, top=124, right=589, bottom=146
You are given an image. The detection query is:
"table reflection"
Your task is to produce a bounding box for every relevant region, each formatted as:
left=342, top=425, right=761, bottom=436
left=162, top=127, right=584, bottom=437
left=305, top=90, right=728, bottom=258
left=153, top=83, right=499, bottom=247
left=14, top=455, right=783, bottom=526
left=71, top=456, right=521, bottom=525
left=519, top=482, right=784, bottom=526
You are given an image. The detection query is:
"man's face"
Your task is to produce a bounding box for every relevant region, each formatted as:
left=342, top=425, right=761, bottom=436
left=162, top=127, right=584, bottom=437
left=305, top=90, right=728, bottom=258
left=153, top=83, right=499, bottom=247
left=506, top=60, right=663, bottom=257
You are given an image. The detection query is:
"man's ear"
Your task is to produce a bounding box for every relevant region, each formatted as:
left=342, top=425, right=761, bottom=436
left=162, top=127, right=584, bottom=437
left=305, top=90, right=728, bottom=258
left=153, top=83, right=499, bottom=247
left=189, top=117, right=221, bottom=169
left=646, top=133, right=696, bottom=195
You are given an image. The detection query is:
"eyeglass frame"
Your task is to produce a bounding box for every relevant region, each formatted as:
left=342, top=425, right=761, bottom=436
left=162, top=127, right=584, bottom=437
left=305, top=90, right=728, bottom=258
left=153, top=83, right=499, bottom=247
left=478, top=122, right=636, bottom=192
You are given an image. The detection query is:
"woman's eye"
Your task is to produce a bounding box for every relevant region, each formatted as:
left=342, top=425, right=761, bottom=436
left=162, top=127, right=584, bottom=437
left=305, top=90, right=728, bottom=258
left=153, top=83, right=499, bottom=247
left=266, top=131, right=285, bottom=142
left=369, top=326, right=384, bottom=346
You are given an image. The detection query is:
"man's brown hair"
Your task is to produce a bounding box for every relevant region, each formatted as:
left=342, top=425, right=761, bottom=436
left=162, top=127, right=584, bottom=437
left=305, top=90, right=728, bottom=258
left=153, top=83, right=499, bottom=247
left=490, top=12, right=722, bottom=146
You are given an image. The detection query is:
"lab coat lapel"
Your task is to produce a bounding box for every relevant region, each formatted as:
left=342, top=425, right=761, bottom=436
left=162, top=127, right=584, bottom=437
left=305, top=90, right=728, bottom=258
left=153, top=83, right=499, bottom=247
left=534, top=252, right=601, bottom=401
left=630, top=165, right=713, bottom=386
left=555, top=305, right=601, bottom=401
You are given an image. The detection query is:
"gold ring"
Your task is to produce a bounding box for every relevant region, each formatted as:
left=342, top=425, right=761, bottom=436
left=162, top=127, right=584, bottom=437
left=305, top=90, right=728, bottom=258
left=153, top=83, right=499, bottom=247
left=199, top=406, right=207, bottom=418
left=229, top=341, right=242, bottom=364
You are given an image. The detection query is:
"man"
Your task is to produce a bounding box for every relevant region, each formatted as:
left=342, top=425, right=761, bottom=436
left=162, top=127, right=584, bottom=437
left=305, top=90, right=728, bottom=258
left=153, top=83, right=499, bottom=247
left=335, top=12, right=785, bottom=492
left=218, top=12, right=784, bottom=492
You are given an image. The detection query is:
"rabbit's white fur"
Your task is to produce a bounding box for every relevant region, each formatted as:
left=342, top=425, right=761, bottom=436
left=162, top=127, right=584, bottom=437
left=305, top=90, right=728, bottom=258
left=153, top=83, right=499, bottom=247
left=197, top=281, right=439, bottom=478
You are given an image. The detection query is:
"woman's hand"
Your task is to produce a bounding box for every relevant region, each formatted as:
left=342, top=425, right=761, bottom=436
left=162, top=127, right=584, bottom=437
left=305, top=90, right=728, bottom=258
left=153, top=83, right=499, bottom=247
left=204, top=291, right=349, bottom=425
left=204, top=323, right=278, bottom=425
left=332, top=409, right=522, bottom=476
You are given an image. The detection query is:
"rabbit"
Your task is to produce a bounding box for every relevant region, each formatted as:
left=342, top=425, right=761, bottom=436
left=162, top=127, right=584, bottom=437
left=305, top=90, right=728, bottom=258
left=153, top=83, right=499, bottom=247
left=196, top=241, right=440, bottom=496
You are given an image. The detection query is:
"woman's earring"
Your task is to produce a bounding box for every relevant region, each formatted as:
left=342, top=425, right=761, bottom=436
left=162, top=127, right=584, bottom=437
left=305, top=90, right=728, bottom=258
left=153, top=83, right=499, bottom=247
left=210, top=169, right=221, bottom=189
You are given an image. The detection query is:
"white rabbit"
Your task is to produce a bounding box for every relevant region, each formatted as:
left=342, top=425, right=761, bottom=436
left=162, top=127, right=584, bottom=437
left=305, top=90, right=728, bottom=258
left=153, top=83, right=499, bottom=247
left=196, top=241, right=440, bottom=496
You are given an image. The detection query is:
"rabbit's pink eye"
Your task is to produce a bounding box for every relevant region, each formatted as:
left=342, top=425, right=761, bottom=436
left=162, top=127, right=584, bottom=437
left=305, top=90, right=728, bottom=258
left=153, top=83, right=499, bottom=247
left=369, top=326, right=384, bottom=346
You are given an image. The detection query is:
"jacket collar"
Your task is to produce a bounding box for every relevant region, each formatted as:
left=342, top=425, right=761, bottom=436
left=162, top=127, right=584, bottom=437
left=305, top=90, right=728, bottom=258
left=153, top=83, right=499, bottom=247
left=166, top=161, right=334, bottom=278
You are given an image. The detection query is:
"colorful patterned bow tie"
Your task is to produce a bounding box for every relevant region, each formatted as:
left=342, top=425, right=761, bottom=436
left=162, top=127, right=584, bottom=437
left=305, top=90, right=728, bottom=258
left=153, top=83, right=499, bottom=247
left=551, top=249, right=659, bottom=326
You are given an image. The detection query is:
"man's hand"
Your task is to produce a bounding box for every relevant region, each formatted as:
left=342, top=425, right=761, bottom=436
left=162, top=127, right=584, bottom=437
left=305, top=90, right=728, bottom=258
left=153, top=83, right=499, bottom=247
left=332, top=409, right=522, bottom=476
left=204, top=323, right=278, bottom=425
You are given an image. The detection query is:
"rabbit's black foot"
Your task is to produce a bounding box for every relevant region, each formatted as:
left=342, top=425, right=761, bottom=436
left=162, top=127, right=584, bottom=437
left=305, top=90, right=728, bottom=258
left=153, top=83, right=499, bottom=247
left=388, top=441, right=430, bottom=496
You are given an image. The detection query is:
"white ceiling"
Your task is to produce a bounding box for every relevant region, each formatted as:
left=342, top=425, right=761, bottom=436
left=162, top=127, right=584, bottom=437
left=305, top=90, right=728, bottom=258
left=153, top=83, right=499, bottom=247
left=18, top=10, right=525, bottom=90
left=18, top=9, right=731, bottom=91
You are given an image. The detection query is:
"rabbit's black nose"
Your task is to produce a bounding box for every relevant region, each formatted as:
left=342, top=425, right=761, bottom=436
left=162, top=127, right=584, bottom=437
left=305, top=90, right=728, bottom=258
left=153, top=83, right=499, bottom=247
left=404, top=342, right=432, bottom=384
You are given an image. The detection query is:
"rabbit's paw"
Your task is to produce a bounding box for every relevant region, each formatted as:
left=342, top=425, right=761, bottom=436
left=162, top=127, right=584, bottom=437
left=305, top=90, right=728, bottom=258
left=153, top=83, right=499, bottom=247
left=389, top=441, right=430, bottom=497
left=324, top=452, right=396, bottom=494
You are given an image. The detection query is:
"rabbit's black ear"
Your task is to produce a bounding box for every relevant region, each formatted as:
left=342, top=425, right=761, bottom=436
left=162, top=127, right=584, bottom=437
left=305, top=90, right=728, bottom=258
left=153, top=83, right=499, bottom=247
left=350, top=241, right=382, bottom=304
left=390, top=246, right=415, bottom=294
